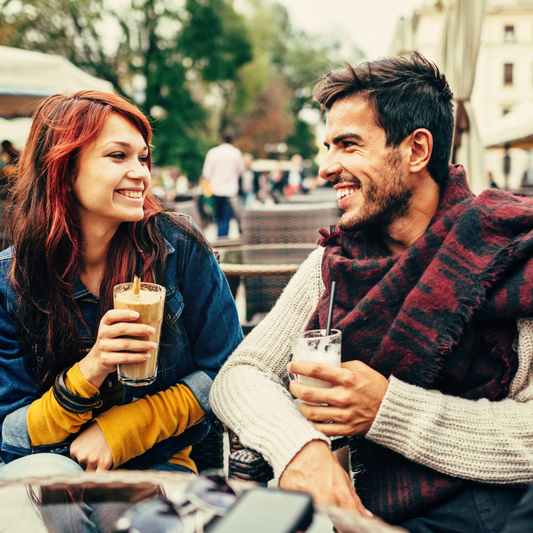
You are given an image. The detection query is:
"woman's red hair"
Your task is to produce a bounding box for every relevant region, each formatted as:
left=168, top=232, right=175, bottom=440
left=9, top=91, right=203, bottom=389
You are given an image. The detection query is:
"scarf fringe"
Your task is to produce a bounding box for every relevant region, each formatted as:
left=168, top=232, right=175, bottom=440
left=431, top=241, right=518, bottom=385
left=317, top=225, right=338, bottom=247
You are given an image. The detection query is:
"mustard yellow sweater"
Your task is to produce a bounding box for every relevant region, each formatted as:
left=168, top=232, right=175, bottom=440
left=28, top=364, right=205, bottom=472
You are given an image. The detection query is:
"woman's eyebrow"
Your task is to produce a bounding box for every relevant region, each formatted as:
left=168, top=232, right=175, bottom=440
left=102, top=140, right=148, bottom=150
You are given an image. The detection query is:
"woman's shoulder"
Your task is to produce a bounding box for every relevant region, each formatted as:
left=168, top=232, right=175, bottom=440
left=0, top=246, right=14, bottom=274
left=155, top=212, right=211, bottom=257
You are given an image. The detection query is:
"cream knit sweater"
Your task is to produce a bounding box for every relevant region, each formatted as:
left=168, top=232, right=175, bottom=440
left=210, top=247, right=533, bottom=484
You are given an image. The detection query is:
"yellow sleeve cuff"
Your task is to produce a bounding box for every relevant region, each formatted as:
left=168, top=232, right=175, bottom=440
left=64, top=363, right=100, bottom=397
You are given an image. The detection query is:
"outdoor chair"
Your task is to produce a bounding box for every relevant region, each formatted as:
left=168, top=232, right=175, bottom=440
left=238, top=201, right=339, bottom=326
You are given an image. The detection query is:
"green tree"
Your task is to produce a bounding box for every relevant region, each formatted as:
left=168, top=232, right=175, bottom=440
left=0, top=0, right=253, bottom=181
left=227, top=0, right=364, bottom=162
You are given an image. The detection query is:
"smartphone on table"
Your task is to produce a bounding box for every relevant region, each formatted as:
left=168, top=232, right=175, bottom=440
left=209, top=487, right=314, bottom=533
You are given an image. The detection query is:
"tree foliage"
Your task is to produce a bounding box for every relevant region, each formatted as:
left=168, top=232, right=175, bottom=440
left=0, top=0, right=252, bottom=180
left=0, top=0, right=364, bottom=178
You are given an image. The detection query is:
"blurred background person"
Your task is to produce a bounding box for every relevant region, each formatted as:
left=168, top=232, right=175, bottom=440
left=285, top=154, right=304, bottom=198
left=240, top=153, right=257, bottom=208
left=0, top=140, right=20, bottom=201
left=269, top=161, right=285, bottom=203
left=201, top=133, right=244, bottom=239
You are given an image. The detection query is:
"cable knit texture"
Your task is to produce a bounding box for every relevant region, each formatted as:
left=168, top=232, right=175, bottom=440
left=211, top=248, right=533, bottom=487
left=367, top=317, right=533, bottom=484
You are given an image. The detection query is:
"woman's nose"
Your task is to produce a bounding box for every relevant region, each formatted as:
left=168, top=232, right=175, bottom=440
left=128, top=161, right=150, bottom=181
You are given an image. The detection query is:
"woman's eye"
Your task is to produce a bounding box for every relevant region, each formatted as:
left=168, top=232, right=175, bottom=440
left=139, top=155, right=149, bottom=164
left=109, top=152, right=126, bottom=159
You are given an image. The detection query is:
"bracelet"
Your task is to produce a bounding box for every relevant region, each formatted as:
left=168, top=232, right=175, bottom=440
left=52, top=368, right=103, bottom=414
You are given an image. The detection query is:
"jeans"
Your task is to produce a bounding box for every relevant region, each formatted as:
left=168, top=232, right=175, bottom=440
left=400, top=485, right=527, bottom=533
left=212, top=196, right=233, bottom=238
left=0, top=454, right=193, bottom=533
left=500, top=483, right=533, bottom=533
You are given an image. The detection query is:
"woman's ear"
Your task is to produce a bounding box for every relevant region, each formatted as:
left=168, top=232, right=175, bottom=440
left=407, top=128, right=433, bottom=174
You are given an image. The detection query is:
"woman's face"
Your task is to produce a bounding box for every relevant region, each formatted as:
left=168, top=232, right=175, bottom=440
left=73, top=113, right=151, bottom=235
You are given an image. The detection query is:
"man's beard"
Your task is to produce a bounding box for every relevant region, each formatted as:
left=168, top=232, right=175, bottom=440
left=338, top=149, right=412, bottom=233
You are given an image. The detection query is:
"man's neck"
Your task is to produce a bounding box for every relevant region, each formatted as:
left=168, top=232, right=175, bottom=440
left=382, top=176, right=441, bottom=256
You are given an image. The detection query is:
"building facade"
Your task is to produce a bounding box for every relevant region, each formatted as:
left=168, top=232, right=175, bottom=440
left=390, top=0, right=533, bottom=190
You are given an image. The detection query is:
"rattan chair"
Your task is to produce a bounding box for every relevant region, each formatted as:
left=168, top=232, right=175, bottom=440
left=239, top=202, right=339, bottom=324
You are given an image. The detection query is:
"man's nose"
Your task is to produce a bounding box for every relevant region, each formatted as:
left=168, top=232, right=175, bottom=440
left=319, top=157, right=343, bottom=182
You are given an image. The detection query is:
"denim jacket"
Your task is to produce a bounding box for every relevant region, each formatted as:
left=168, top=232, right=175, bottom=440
left=0, top=215, right=243, bottom=467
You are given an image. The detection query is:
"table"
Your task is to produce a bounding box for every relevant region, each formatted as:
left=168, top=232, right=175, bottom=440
left=0, top=470, right=406, bottom=533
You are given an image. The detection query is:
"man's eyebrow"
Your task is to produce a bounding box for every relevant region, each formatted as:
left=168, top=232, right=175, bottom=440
left=332, top=133, right=363, bottom=145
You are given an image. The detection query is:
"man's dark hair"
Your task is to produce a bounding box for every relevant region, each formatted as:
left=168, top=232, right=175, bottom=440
left=313, top=52, right=454, bottom=184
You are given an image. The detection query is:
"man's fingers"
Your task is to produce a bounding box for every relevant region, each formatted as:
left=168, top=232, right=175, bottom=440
left=289, top=360, right=343, bottom=385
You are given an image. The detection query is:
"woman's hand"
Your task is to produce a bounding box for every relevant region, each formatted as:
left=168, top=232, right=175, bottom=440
left=70, top=422, right=113, bottom=472
left=78, top=309, right=156, bottom=389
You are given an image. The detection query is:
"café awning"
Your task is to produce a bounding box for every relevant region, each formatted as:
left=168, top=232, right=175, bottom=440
left=0, top=45, right=114, bottom=118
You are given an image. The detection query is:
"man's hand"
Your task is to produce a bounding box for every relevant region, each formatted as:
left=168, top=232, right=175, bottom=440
left=279, top=440, right=371, bottom=516
left=70, top=422, right=113, bottom=472
left=288, top=360, right=389, bottom=437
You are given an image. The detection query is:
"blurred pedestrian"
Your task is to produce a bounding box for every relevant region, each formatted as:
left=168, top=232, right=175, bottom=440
left=0, top=139, right=20, bottom=200
left=240, top=153, right=256, bottom=208
left=269, top=161, right=285, bottom=203
left=201, top=133, right=244, bottom=239
left=285, top=154, right=304, bottom=198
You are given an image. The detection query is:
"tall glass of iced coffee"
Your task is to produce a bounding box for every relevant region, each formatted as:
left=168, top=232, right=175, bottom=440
left=113, top=282, right=166, bottom=386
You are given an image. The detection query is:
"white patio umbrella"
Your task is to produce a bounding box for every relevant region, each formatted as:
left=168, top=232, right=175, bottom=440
left=439, top=0, right=486, bottom=194
left=0, top=46, right=114, bottom=119
left=483, top=100, right=533, bottom=150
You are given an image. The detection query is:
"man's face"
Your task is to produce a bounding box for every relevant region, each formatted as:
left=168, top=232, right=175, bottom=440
left=319, top=95, right=412, bottom=232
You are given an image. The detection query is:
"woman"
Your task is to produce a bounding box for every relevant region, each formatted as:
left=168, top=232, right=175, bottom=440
left=0, top=91, right=242, bottom=479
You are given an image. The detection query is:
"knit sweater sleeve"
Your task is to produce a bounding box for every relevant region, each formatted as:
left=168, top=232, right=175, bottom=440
left=210, top=247, right=329, bottom=482
left=366, top=317, right=533, bottom=484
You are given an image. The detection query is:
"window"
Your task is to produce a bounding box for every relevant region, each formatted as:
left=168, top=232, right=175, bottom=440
left=504, top=63, right=514, bottom=86
left=504, top=25, right=516, bottom=43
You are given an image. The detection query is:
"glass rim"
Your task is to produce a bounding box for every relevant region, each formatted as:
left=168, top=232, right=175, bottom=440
left=113, top=281, right=166, bottom=293
left=289, top=328, right=341, bottom=341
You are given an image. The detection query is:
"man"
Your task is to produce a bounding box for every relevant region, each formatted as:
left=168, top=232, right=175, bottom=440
left=202, top=133, right=245, bottom=239
left=210, top=53, right=533, bottom=531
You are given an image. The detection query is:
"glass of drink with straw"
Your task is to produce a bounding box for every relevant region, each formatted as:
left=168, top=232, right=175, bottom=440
left=289, top=281, right=341, bottom=390
left=113, top=249, right=166, bottom=386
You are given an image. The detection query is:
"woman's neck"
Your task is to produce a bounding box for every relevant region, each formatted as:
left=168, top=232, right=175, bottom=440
left=79, top=224, right=118, bottom=297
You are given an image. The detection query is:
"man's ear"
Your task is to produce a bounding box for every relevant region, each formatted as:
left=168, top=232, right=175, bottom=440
left=407, top=128, right=433, bottom=173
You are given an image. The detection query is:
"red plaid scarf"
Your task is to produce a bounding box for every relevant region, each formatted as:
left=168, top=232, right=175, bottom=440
left=307, top=165, right=533, bottom=523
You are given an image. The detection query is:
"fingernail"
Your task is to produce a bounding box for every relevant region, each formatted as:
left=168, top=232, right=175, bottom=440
left=143, top=353, right=151, bottom=359
left=129, top=312, right=139, bottom=319
left=365, top=509, right=373, bottom=518
left=287, top=362, right=292, bottom=372
left=148, top=342, right=157, bottom=349
left=147, top=326, right=156, bottom=334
